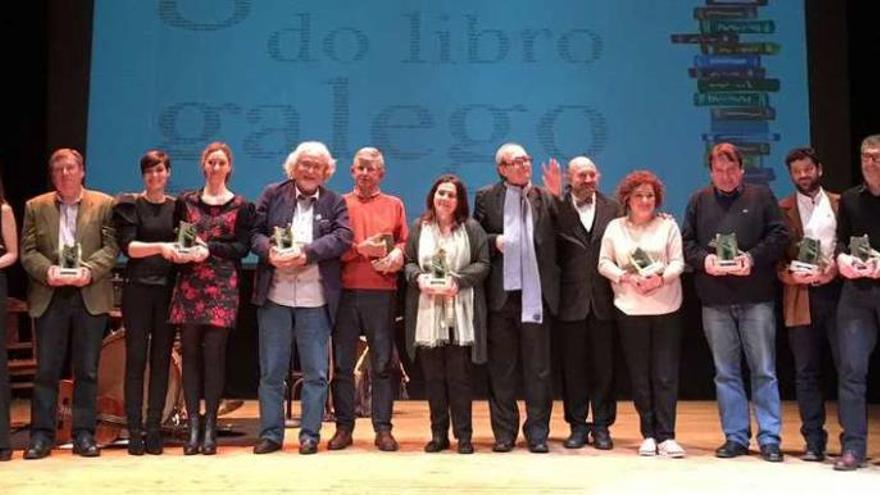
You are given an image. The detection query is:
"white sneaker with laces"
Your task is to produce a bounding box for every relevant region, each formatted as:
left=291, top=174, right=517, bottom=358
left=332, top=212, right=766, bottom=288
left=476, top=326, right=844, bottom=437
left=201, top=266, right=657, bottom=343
left=658, top=439, right=686, bottom=458
left=638, top=437, right=657, bottom=456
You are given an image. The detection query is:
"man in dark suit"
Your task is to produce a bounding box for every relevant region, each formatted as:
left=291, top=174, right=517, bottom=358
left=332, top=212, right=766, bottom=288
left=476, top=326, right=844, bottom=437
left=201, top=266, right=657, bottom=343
left=20, top=148, right=119, bottom=459
left=555, top=156, right=621, bottom=450
left=474, top=142, right=561, bottom=453
left=250, top=141, right=353, bottom=455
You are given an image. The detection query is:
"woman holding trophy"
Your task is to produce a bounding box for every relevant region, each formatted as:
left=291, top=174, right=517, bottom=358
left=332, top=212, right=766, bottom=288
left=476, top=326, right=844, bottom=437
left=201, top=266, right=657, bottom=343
left=597, top=170, right=686, bottom=458
left=404, top=174, right=490, bottom=454
left=112, top=150, right=178, bottom=455
left=168, top=142, right=253, bottom=455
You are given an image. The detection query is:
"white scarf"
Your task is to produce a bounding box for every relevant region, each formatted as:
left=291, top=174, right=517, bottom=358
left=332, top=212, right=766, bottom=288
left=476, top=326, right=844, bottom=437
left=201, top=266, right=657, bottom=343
left=414, top=222, right=475, bottom=347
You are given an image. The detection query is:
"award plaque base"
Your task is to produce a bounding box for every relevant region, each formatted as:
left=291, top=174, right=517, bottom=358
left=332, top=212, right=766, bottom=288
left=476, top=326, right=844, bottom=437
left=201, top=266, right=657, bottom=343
left=174, top=245, right=194, bottom=255
left=427, top=276, right=449, bottom=288
left=274, top=246, right=302, bottom=257
left=58, top=268, right=80, bottom=278
left=716, top=259, right=742, bottom=273
left=789, top=261, right=820, bottom=275
left=635, top=261, right=664, bottom=277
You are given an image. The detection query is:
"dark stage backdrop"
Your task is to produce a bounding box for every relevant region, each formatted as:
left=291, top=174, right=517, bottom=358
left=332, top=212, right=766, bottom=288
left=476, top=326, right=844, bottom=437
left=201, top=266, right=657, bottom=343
left=2, top=0, right=879, bottom=402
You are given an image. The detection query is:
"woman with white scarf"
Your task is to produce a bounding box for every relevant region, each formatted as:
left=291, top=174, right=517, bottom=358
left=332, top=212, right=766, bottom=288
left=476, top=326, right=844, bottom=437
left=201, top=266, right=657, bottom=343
left=404, top=174, right=490, bottom=454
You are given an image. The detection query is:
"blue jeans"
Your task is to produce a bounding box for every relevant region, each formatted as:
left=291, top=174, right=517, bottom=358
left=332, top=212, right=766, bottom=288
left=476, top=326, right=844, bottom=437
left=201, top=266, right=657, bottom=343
left=702, top=302, right=781, bottom=447
left=257, top=301, right=331, bottom=444
left=835, top=282, right=880, bottom=460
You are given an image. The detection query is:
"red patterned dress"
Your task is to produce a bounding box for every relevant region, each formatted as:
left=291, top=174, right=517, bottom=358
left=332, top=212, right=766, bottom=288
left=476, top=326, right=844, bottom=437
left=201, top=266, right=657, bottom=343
left=169, top=191, right=252, bottom=329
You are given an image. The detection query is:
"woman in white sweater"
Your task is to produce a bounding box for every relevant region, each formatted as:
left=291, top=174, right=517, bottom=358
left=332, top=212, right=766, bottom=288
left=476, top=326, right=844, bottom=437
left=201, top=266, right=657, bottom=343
left=598, top=170, right=685, bottom=458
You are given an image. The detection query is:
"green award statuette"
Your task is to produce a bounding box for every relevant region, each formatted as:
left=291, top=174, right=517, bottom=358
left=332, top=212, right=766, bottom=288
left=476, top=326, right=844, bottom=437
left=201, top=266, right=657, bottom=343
left=175, top=221, right=198, bottom=254
left=849, top=234, right=880, bottom=269
left=272, top=224, right=301, bottom=256
left=364, top=232, right=394, bottom=258
left=58, top=243, right=82, bottom=277
left=426, top=247, right=455, bottom=325
left=629, top=247, right=664, bottom=277
left=790, top=237, right=822, bottom=274
left=713, top=232, right=741, bottom=269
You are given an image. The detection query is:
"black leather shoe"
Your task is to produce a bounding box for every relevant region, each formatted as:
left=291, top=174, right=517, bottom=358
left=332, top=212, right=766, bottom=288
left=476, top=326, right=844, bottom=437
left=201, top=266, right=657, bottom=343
left=564, top=430, right=589, bottom=449
left=201, top=415, right=218, bottom=455
left=834, top=451, right=864, bottom=471
left=759, top=443, right=784, bottom=462
left=457, top=440, right=474, bottom=454
left=253, top=438, right=283, bottom=455
left=0, top=449, right=12, bottom=462
left=72, top=433, right=101, bottom=457
left=299, top=437, right=318, bottom=455
left=23, top=437, right=52, bottom=460
left=591, top=429, right=614, bottom=450
left=492, top=439, right=515, bottom=453
left=424, top=437, right=450, bottom=453
left=528, top=441, right=549, bottom=454
left=128, top=430, right=145, bottom=456
left=145, top=429, right=164, bottom=455
left=800, top=446, right=825, bottom=462
left=327, top=428, right=353, bottom=451
left=715, top=440, right=749, bottom=458
left=183, top=416, right=201, bottom=455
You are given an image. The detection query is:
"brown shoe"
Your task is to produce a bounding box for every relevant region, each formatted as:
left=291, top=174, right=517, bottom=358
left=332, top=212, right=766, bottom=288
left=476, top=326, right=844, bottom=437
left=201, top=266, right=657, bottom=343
left=327, top=429, right=353, bottom=451
left=374, top=431, right=399, bottom=452
left=834, top=451, right=864, bottom=471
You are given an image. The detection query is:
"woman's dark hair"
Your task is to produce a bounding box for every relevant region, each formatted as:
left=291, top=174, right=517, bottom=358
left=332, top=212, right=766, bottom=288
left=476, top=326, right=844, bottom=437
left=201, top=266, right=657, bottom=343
left=140, top=149, right=171, bottom=174
left=420, top=174, right=470, bottom=227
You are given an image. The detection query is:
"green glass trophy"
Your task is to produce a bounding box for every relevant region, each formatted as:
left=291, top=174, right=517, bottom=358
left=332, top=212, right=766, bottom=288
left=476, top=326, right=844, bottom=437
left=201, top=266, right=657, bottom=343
left=629, top=247, right=664, bottom=277
left=175, top=221, right=198, bottom=254
left=427, top=247, right=455, bottom=325
left=790, top=237, right=822, bottom=274
left=272, top=223, right=301, bottom=256
left=58, top=242, right=82, bottom=277
left=364, top=232, right=394, bottom=258
left=712, top=232, right=741, bottom=269
left=849, top=234, right=880, bottom=269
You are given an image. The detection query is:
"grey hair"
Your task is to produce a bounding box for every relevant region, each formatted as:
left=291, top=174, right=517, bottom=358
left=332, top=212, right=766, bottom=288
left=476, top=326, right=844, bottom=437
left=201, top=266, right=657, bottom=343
left=861, top=134, right=880, bottom=153
left=283, top=141, right=336, bottom=179
left=494, top=142, right=526, bottom=166
left=353, top=147, right=385, bottom=170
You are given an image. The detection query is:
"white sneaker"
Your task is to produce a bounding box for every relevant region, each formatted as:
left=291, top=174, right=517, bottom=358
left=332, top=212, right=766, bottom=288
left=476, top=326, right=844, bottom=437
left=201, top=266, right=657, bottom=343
left=658, top=439, right=686, bottom=458
left=638, top=437, right=657, bottom=456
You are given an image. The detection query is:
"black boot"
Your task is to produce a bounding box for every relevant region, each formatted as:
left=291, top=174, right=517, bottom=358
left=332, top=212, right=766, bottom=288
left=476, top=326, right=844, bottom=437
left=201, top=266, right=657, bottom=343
left=145, top=425, right=163, bottom=455
left=201, top=414, right=217, bottom=455
left=183, top=415, right=201, bottom=455
left=127, top=429, right=145, bottom=456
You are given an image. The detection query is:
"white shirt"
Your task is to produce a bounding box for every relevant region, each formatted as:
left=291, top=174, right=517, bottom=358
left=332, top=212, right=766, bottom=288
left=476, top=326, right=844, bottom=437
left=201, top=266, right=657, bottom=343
left=796, top=188, right=837, bottom=261
left=572, top=193, right=596, bottom=233
left=268, top=187, right=326, bottom=308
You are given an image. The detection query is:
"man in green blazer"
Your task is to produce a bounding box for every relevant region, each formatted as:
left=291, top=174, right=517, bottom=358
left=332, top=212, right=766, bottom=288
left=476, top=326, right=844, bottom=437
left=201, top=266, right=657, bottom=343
left=20, top=148, right=118, bottom=459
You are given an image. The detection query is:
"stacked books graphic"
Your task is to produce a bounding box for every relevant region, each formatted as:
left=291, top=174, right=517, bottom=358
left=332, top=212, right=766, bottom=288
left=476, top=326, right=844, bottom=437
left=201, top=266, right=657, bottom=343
left=671, top=0, right=779, bottom=185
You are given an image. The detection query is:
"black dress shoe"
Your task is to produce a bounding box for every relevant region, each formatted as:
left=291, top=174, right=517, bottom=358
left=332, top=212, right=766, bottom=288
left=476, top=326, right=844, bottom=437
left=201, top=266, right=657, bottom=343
left=0, top=449, right=12, bottom=462
left=715, top=440, right=749, bottom=458
left=72, top=433, right=101, bottom=457
left=834, top=451, right=864, bottom=471
left=528, top=441, right=549, bottom=454
left=253, top=438, right=283, bottom=455
left=299, top=437, right=319, bottom=455
left=145, top=429, right=164, bottom=455
left=183, top=416, right=201, bottom=456
left=564, top=430, right=589, bottom=449
left=424, top=437, right=450, bottom=453
left=759, top=443, right=784, bottom=462
left=457, top=440, right=474, bottom=454
left=800, top=447, right=825, bottom=462
left=128, top=430, right=145, bottom=456
left=23, top=437, right=52, bottom=460
left=492, top=439, right=515, bottom=453
left=591, top=429, right=614, bottom=450
left=201, top=415, right=218, bottom=455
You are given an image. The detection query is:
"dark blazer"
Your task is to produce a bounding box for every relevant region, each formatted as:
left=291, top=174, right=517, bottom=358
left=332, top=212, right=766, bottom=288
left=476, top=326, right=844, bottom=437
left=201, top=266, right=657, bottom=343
left=403, top=218, right=490, bottom=364
left=20, top=189, right=119, bottom=318
left=473, top=181, right=560, bottom=316
left=556, top=191, right=622, bottom=322
left=250, top=180, right=353, bottom=324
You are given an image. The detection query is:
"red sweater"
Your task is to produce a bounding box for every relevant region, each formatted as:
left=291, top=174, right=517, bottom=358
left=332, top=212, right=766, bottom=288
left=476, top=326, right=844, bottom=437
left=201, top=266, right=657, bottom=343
left=341, top=192, right=408, bottom=290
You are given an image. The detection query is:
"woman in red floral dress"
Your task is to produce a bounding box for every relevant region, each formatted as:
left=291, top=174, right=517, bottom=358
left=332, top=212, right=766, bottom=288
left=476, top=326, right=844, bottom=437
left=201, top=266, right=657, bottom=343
left=169, top=142, right=253, bottom=455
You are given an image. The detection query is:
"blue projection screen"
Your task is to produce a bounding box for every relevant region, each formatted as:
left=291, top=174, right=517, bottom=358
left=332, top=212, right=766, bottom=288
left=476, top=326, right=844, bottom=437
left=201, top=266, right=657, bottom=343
left=87, top=0, right=809, bottom=218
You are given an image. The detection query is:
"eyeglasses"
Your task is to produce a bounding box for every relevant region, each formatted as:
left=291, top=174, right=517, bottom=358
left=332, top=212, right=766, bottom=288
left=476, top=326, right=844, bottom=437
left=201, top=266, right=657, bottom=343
left=502, top=156, right=532, bottom=168
left=861, top=151, right=880, bottom=163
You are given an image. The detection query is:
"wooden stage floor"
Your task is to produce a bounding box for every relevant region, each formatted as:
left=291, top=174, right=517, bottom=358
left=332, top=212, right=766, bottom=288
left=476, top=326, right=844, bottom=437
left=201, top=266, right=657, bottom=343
left=1, top=400, right=878, bottom=493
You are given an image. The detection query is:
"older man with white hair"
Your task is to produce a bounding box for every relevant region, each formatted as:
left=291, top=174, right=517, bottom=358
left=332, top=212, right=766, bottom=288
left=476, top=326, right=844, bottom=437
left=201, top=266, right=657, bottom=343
left=251, top=141, right=353, bottom=455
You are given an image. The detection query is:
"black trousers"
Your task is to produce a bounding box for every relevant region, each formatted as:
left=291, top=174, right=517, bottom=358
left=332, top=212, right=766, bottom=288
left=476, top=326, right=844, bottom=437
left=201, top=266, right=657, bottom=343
left=617, top=311, right=682, bottom=442
left=786, top=283, right=840, bottom=449
left=419, top=345, right=472, bottom=441
left=557, top=313, right=617, bottom=434
left=122, top=282, right=175, bottom=431
left=31, top=288, right=107, bottom=440
left=180, top=324, right=230, bottom=419
left=487, top=293, right=552, bottom=443
left=331, top=289, right=395, bottom=432
left=0, top=273, right=10, bottom=450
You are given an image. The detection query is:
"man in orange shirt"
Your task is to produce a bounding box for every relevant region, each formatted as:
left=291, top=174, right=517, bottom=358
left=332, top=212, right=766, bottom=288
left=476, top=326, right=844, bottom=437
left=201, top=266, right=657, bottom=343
left=327, top=147, right=408, bottom=451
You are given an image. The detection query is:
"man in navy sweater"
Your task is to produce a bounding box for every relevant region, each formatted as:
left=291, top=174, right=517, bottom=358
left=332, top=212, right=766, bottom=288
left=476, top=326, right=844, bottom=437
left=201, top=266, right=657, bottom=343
left=681, top=143, right=790, bottom=462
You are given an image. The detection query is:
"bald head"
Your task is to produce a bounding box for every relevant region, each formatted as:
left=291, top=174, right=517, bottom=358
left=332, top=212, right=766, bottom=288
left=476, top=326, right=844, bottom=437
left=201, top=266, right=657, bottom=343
left=568, top=156, right=600, bottom=201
